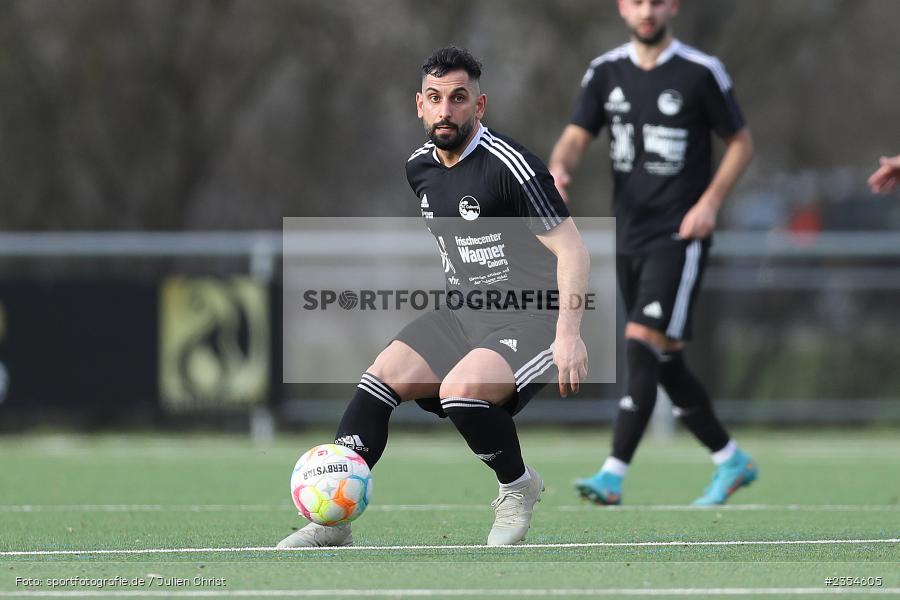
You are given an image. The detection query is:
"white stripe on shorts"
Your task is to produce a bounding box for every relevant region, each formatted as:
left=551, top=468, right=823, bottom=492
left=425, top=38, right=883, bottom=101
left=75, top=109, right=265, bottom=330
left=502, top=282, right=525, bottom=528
left=514, top=348, right=553, bottom=379
left=516, top=356, right=556, bottom=392
left=666, top=240, right=702, bottom=339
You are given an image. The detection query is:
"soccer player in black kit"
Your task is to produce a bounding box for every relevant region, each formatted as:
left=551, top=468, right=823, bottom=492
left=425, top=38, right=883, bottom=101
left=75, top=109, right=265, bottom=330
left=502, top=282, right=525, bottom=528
left=278, top=46, right=589, bottom=547
left=549, top=0, right=756, bottom=505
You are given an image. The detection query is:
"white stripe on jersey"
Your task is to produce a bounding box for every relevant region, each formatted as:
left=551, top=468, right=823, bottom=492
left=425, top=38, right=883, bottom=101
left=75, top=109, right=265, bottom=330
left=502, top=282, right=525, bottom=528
left=407, top=142, right=435, bottom=162
left=480, top=132, right=562, bottom=229
left=581, top=44, right=630, bottom=87
left=482, top=132, right=561, bottom=224
left=675, top=45, right=733, bottom=92
left=479, top=140, right=552, bottom=231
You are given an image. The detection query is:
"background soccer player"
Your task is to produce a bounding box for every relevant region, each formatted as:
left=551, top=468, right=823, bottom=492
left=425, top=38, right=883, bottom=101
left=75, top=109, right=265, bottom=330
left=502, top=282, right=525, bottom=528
left=278, top=46, right=590, bottom=547
left=548, top=0, right=756, bottom=505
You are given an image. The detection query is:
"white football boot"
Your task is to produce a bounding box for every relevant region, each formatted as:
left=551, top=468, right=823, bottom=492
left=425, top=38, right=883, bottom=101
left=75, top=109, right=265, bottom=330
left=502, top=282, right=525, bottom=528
left=276, top=522, right=352, bottom=548
left=487, top=465, right=544, bottom=546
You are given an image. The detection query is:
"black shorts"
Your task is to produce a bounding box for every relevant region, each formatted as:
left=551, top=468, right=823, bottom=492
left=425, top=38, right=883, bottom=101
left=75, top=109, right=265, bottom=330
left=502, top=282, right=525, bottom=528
left=617, top=239, right=709, bottom=341
left=393, top=308, right=557, bottom=416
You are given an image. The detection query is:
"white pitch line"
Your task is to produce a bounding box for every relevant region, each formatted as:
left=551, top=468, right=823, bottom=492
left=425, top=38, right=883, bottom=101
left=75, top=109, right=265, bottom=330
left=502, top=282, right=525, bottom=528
left=1, top=538, right=897, bottom=557
left=558, top=504, right=900, bottom=513
left=0, top=588, right=899, bottom=597
left=1, top=503, right=899, bottom=513
left=0, top=503, right=900, bottom=513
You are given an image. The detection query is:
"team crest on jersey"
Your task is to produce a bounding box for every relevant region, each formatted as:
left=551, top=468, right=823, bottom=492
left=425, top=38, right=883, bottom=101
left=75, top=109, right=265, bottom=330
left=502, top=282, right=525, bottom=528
left=458, top=196, right=481, bottom=221
left=605, top=86, right=631, bottom=113
left=657, top=90, right=683, bottom=116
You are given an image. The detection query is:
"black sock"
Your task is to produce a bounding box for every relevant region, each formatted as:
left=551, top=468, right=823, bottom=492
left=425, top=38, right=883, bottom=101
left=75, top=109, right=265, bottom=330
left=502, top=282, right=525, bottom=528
left=659, top=351, right=730, bottom=453
left=441, top=396, right=526, bottom=484
left=334, top=373, right=399, bottom=469
left=611, top=339, right=661, bottom=464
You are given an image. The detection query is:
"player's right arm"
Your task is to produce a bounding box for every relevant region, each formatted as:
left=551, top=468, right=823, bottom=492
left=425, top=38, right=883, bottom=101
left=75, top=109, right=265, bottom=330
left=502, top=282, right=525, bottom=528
left=549, top=125, right=593, bottom=204
left=868, top=154, right=900, bottom=194
left=549, top=59, right=608, bottom=204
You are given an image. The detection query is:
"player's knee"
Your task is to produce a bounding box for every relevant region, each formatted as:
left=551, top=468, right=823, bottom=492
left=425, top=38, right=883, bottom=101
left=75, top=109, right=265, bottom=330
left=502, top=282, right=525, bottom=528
left=625, top=323, right=682, bottom=353
left=367, top=342, right=438, bottom=401
left=625, top=323, right=666, bottom=352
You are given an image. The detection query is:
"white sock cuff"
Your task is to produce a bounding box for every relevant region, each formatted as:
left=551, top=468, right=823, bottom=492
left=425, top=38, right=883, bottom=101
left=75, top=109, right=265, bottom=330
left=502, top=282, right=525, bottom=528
left=440, top=396, right=491, bottom=410
left=601, top=457, right=629, bottom=477
left=712, top=439, right=738, bottom=465
left=499, top=467, right=531, bottom=490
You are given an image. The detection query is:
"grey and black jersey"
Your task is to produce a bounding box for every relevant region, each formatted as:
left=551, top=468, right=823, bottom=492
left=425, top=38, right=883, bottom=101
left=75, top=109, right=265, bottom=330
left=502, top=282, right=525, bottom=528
left=571, top=39, right=745, bottom=254
left=406, top=124, right=569, bottom=304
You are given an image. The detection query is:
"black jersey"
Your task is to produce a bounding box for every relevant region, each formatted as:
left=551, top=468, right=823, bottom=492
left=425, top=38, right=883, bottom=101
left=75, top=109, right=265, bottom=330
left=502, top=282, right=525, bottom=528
left=571, top=40, right=745, bottom=254
left=406, top=124, right=569, bottom=306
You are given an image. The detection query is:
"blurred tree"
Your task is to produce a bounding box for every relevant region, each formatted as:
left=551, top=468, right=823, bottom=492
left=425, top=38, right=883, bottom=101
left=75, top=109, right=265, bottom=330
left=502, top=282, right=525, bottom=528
left=0, top=0, right=897, bottom=230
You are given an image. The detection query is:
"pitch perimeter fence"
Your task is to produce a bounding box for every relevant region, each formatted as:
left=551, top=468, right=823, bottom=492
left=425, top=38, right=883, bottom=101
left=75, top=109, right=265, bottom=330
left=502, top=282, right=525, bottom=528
left=0, top=230, right=897, bottom=431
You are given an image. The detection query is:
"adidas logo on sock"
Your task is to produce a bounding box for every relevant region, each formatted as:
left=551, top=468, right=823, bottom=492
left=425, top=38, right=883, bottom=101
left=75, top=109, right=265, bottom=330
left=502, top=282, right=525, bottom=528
left=499, top=338, right=518, bottom=352
left=335, top=435, right=369, bottom=453
left=475, top=450, right=503, bottom=462
left=619, top=395, right=637, bottom=411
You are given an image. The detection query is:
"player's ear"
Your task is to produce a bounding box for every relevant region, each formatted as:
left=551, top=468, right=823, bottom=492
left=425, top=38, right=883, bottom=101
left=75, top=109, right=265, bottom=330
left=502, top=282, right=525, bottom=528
left=416, top=92, right=424, bottom=119
left=475, top=93, right=487, bottom=120
left=670, top=0, right=681, bottom=16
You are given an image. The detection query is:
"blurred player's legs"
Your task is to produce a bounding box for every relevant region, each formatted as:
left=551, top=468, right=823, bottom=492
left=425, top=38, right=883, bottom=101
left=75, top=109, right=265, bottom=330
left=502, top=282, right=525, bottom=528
left=660, top=349, right=758, bottom=504
left=577, top=243, right=757, bottom=505
left=692, top=444, right=758, bottom=505
left=576, top=338, right=656, bottom=504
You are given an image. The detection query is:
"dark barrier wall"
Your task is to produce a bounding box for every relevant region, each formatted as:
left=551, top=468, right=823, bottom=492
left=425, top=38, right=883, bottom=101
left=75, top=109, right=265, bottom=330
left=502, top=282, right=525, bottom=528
left=0, top=277, right=270, bottom=430
left=0, top=281, right=159, bottom=428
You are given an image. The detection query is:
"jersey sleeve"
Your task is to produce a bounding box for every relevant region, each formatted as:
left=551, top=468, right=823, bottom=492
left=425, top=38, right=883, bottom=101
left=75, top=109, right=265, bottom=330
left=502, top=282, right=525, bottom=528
left=405, top=157, right=423, bottom=197
left=496, top=143, right=571, bottom=235
left=570, top=62, right=608, bottom=137
left=699, top=59, right=746, bottom=138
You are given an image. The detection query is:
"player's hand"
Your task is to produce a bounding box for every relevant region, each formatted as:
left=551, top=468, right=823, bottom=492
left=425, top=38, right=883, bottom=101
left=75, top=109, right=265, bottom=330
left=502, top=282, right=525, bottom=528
left=868, top=154, right=900, bottom=194
left=550, top=166, right=572, bottom=204
left=553, top=335, right=588, bottom=398
left=678, top=199, right=718, bottom=239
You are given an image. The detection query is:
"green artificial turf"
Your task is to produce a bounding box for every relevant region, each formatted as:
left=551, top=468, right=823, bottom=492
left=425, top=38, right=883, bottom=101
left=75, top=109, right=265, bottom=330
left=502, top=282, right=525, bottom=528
left=0, top=429, right=897, bottom=599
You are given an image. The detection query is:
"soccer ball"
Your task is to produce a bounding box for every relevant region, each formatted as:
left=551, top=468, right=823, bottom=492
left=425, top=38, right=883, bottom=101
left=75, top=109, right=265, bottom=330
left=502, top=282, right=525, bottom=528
left=290, top=443, right=372, bottom=526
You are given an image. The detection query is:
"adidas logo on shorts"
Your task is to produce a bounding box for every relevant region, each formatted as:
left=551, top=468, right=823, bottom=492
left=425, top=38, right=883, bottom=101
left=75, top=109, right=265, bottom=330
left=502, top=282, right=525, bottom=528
left=619, top=396, right=637, bottom=411
left=499, top=338, right=518, bottom=352
left=642, top=301, right=663, bottom=319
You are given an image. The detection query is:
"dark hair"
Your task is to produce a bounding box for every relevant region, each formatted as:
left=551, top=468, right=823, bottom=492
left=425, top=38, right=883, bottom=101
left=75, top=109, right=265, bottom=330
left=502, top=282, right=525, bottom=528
left=421, top=46, right=482, bottom=81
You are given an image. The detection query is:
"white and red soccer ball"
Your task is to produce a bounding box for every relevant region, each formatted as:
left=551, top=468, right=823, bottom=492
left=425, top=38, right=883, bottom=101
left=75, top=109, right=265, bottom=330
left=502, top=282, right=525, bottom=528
left=290, top=444, right=372, bottom=526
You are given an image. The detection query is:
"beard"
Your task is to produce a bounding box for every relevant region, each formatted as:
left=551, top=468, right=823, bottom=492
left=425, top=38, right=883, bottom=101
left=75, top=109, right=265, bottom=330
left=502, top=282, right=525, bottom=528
left=633, top=23, right=667, bottom=46
left=426, top=118, right=474, bottom=151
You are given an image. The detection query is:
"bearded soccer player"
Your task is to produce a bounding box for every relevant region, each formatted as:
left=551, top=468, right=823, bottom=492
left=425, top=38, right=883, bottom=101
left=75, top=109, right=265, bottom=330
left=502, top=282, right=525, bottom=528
left=548, top=0, right=756, bottom=506
left=278, top=46, right=589, bottom=547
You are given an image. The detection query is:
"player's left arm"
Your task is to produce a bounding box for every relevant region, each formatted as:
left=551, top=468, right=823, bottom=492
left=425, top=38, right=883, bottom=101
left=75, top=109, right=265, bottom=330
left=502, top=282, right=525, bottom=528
left=679, top=127, right=754, bottom=239
left=537, top=217, right=590, bottom=397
